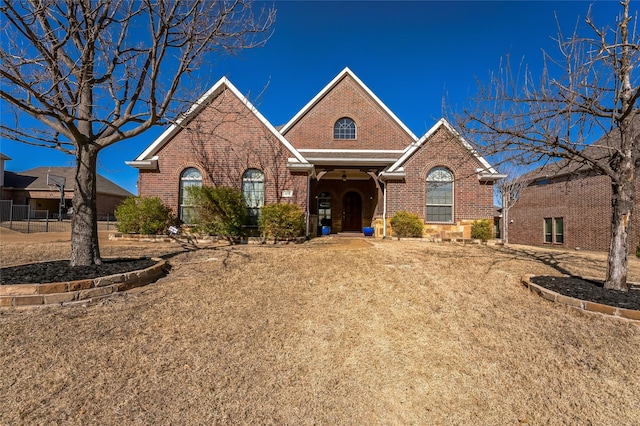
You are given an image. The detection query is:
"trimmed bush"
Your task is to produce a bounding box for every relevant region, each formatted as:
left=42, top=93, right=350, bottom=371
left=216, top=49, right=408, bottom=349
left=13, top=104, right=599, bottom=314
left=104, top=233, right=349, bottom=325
left=259, top=203, right=305, bottom=241
left=471, top=219, right=493, bottom=241
left=115, top=196, right=174, bottom=235
left=187, top=185, right=246, bottom=239
left=390, top=211, right=424, bottom=239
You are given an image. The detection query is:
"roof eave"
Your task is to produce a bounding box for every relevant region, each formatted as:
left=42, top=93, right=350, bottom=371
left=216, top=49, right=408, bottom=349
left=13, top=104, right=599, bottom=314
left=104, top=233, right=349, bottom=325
left=478, top=173, right=507, bottom=182
left=125, top=159, right=158, bottom=170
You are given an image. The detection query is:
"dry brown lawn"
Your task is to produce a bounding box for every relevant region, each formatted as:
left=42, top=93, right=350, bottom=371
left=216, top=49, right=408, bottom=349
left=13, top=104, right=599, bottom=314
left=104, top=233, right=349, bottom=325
left=1, top=228, right=640, bottom=425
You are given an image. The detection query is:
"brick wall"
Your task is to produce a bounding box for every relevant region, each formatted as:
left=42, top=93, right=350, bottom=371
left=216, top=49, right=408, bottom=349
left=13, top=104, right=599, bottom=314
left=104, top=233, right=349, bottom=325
left=139, top=88, right=308, bottom=218
left=386, top=127, right=496, bottom=223
left=509, top=172, right=640, bottom=254
left=282, top=75, right=415, bottom=150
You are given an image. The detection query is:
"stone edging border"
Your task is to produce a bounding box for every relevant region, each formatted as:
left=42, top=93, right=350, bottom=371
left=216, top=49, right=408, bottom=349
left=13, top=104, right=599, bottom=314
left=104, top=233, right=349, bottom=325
left=0, top=258, right=168, bottom=308
left=521, top=274, right=640, bottom=322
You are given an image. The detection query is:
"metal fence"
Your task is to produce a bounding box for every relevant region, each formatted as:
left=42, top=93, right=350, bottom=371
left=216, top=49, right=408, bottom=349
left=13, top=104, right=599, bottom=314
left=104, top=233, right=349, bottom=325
left=0, top=200, right=116, bottom=233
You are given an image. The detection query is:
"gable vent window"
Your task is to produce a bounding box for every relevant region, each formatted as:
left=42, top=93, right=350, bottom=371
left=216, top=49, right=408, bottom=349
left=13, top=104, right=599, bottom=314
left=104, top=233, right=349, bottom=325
left=334, top=117, right=356, bottom=139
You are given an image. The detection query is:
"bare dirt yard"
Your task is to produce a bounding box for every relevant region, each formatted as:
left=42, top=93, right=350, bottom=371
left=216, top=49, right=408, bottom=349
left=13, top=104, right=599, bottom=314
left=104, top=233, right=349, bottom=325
left=1, top=228, right=639, bottom=425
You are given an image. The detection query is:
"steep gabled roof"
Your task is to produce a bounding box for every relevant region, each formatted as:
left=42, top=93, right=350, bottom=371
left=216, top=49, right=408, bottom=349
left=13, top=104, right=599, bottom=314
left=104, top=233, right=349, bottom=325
left=127, top=77, right=308, bottom=168
left=4, top=167, right=133, bottom=197
left=385, top=118, right=502, bottom=180
left=278, top=67, right=419, bottom=142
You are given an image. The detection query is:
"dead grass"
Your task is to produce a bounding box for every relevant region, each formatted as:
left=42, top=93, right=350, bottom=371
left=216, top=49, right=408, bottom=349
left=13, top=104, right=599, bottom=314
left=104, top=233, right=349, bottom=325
left=1, top=231, right=640, bottom=425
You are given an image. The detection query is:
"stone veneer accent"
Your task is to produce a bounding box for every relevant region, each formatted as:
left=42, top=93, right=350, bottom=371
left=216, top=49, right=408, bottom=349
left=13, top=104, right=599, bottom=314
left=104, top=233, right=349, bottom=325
left=0, top=258, right=167, bottom=308
left=521, top=274, right=640, bottom=322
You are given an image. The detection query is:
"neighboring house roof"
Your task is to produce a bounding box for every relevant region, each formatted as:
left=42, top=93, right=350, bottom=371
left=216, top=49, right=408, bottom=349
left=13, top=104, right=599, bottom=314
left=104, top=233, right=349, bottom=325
left=521, top=123, right=639, bottom=183
left=279, top=67, right=419, bottom=142
left=127, top=76, right=309, bottom=169
left=383, top=118, right=504, bottom=181
left=3, top=167, right=133, bottom=197
left=0, top=153, right=11, bottom=161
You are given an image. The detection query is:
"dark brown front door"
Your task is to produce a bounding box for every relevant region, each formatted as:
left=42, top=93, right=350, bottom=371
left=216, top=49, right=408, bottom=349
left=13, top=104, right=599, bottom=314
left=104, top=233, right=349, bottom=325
left=342, top=191, right=362, bottom=231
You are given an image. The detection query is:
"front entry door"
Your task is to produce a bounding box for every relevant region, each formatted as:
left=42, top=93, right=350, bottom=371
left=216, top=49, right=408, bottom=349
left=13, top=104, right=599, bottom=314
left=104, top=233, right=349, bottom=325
left=342, top=191, right=362, bottom=231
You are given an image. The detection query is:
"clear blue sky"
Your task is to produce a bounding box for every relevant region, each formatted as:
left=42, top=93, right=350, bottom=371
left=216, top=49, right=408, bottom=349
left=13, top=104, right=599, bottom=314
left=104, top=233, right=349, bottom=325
left=0, top=0, right=625, bottom=194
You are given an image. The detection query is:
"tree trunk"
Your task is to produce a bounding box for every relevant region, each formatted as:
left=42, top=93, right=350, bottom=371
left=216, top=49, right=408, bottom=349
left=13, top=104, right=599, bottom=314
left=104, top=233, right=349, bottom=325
left=604, top=178, right=634, bottom=291
left=71, top=144, right=102, bottom=266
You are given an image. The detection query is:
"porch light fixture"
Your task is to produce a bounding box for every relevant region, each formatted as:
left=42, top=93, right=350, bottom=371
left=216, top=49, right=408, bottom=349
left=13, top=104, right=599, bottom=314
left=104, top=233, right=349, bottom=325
left=342, top=172, right=347, bottom=182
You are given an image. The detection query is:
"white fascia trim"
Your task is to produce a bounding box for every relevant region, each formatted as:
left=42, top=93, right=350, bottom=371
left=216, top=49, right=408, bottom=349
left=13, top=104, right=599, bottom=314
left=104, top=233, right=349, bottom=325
left=278, top=67, right=419, bottom=142
left=378, top=170, right=406, bottom=181
left=305, top=157, right=399, bottom=165
left=297, top=149, right=405, bottom=154
left=387, top=118, right=499, bottom=175
left=478, top=173, right=507, bottom=181
left=134, top=77, right=308, bottom=165
left=125, top=158, right=158, bottom=170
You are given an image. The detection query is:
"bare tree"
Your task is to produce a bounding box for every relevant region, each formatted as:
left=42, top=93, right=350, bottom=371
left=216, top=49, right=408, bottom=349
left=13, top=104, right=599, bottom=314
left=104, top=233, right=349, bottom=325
left=494, top=165, right=527, bottom=245
left=457, top=0, right=639, bottom=291
left=0, top=0, right=274, bottom=266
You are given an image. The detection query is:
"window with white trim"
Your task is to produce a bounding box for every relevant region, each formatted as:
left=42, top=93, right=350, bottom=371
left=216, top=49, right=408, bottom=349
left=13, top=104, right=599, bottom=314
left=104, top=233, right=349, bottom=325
left=426, top=167, right=454, bottom=223
left=179, top=167, right=202, bottom=224
left=334, top=117, right=356, bottom=139
left=242, top=169, right=265, bottom=226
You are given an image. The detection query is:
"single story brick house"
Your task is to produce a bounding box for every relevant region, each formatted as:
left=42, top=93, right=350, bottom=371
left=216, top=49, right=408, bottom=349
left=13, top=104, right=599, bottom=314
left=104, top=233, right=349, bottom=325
left=507, top=129, right=640, bottom=254
left=127, top=68, right=504, bottom=238
left=1, top=165, right=133, bottom=218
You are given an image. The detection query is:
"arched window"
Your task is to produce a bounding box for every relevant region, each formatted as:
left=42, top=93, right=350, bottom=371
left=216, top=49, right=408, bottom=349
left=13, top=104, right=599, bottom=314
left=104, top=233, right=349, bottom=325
left=334, top=117, right=356, bottom=139
left=426, top=167, right=453, bottom=223
left=179, top=167, right=202, bottom=224
left=242, top=169, right=265, bottom=226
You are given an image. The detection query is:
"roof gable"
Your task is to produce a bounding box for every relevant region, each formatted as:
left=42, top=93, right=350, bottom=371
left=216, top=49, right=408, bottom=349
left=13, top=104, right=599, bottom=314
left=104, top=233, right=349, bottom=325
left=129, top=77, right=308, bottom=167
left=387, top=118, right=500, bottom=177
left=279, top=67, right=418, bottom=143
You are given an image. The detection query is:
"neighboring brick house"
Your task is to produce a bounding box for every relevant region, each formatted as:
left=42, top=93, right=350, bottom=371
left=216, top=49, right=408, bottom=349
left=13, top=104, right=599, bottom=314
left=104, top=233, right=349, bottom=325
left=508, top=132, right=640, bottom=254
left=128, top=68, right=504, bottom=238
left=1, top=165, right=133, bottom=218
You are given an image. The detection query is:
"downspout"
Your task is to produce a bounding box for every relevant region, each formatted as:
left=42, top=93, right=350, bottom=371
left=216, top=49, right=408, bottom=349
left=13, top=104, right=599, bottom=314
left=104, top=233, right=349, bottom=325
left=305, top=174, right=311, bottom=239
left=380, top=178, right=387, bottom=239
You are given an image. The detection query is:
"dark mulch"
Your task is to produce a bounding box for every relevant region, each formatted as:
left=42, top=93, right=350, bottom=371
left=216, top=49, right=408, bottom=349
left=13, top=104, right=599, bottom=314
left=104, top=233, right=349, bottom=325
left=531, top=276, right=640, bottom=311
left=0, top=258, right=157, bottom=285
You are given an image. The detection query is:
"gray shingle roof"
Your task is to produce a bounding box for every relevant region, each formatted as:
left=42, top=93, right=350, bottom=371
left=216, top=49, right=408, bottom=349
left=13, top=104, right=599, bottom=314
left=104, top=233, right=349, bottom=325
left=3, top=167, right=133, bottom=197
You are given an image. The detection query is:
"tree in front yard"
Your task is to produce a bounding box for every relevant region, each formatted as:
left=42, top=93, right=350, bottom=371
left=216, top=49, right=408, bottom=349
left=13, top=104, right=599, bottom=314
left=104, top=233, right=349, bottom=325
left=0, top=0, right=274, bottom=266
left=458, top=0, right=639, bottom=291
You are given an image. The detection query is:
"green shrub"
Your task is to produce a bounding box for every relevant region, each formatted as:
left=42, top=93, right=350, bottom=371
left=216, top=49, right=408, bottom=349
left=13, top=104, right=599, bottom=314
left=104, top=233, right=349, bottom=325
left=115, top=196, right=174, bottom=235
left=471, top=219, right=493, bottom=241
left=187, top=185, right=246, bottom=239
left=390, top=211, right=424, bottom=239
left=259, top=203, right=305, bottom=241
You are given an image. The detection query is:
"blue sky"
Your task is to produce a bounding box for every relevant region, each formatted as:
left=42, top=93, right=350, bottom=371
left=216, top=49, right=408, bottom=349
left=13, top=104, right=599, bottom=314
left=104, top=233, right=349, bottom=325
left=0, top=0, right=626, bottom=194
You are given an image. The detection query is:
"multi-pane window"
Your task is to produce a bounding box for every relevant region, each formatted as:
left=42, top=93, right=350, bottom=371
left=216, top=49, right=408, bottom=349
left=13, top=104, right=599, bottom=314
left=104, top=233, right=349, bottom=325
left=242, top=169, right=265, bottom=226
left=334, top=117, right=356, bottom=139
left=179, top=167, right=202, bottom=224
left=426, top=167, right=454, bottom=223
left=544, top=217, right=564, bottom=244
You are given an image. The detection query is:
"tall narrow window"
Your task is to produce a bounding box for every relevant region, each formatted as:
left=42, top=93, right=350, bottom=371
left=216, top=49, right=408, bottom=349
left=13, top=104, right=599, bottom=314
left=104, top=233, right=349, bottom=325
left=318, top=192, right=332, bottom=227
left=242, top=169, right=265, bottom=226
left=544, top=218, right=553, bottom=243
left=426, top=167, right=454, bottom=223
left=554, top=218, right=564, bottom=243
left=179, top=168, right=202, bottom=224
left=334, top=117, right=356, bottom=139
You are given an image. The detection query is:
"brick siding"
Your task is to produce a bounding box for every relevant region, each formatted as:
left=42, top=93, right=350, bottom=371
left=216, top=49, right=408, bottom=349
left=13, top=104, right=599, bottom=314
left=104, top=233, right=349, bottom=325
left=509, top=172, right=640, bottom=254
left=138, top=88, right=308, bottom=218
